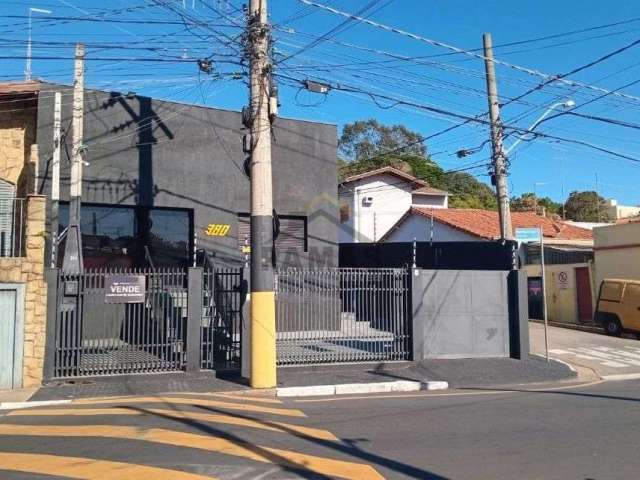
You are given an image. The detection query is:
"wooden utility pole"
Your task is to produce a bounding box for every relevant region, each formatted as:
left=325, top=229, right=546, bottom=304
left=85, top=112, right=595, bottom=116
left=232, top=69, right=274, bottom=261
left=483, top=33, right=513, bottom=241
left=50, top=91, right=61, bottom=267
left=62, top=43, right=84, bottom=273
left=248, top=0, right=277, bottom=388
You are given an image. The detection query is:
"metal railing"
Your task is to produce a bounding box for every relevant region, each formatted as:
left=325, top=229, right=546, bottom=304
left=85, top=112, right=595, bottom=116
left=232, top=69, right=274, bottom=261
left=276, top=268, right=411, bottom=365
left=0, top=198, right=26, bottom=257
left=53, top=268, right=188, bottom=378
left=201, top=267, right=244, bottom=371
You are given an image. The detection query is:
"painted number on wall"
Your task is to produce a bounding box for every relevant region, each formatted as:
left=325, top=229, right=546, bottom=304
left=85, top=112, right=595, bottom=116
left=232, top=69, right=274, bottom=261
left=204, top=224, right=230, bottom=236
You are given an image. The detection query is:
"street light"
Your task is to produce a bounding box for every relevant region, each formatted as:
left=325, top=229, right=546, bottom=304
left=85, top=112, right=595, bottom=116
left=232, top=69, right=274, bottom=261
left=455, top=99, right=575, bottom=159
left=26, top=7, right=52, bottom=81
left=503, top=99, right=575, bottom=156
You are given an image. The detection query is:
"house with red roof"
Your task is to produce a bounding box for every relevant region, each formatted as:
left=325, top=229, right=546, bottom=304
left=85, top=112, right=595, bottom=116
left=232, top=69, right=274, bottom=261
left=339, top=166, right=450, bottom=243
left=382, top=207, right=593, bottom=246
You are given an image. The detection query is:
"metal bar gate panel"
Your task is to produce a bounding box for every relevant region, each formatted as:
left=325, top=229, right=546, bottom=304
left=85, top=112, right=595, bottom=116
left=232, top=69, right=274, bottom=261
left=53, top=268, right=188, bottom=378
left=276, top=268, right=411, bottom=366
left=201, top=267, right=243, bottom=371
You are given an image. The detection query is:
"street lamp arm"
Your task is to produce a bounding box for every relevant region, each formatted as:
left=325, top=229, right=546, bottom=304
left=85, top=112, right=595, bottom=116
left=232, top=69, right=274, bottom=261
left=503, top=101, right=573, bottom=156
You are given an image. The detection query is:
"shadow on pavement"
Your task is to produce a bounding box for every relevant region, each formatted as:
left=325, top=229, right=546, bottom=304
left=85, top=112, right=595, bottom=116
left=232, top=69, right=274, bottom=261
left=119, top=397, right=449, bottom=480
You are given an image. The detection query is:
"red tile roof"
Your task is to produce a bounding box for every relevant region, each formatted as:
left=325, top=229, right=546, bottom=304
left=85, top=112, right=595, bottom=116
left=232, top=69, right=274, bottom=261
left=411, top=208, right=593, bottom=241
left=0, top=81, right=40, bottom=95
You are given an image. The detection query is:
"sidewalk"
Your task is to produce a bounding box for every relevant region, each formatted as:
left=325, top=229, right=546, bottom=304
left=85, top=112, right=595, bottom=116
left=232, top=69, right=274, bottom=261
left=31, top=371, right=251, bottom=402
left=277, top=356, right=576, bottom=390
left=21, top=354, right=577, bottom=403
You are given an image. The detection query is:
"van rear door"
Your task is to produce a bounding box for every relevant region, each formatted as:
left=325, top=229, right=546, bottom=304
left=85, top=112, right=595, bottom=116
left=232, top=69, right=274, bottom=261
left=622, top=283, right=640, bottom=331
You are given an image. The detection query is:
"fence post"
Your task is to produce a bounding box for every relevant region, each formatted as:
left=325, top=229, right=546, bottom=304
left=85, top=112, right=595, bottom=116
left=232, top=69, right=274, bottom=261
left=186, top=267, right=203, bottom=372
left=43, top=268, right=59, bottom=381
left=508, top=269, right=530, bottom=359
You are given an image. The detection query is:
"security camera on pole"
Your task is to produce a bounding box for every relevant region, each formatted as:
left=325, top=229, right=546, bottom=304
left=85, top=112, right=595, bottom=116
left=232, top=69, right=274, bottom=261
left=247, top=0, right=277, bottom=389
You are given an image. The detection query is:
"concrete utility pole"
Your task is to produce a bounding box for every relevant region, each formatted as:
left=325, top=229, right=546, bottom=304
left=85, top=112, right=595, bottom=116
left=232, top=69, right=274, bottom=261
left=50, top=91, right=61, bottom=267
left=483, top=33, right=513, bottom=241
left=248, top=0, right=277, bottom=388
left=62, top=43, right=84, bottom=273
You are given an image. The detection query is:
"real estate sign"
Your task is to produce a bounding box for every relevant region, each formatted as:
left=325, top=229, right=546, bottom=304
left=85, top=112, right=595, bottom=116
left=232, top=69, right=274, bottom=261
left=105, top=275, right=146, bottom=303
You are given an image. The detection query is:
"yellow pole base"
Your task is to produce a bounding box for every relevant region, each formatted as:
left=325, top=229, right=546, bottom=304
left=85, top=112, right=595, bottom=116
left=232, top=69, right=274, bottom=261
left=250, top=291, right=277, bottom=389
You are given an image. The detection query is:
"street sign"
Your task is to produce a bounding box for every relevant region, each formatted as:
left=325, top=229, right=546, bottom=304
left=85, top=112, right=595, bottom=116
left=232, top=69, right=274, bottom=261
left=105, top=275, right=145, bottom=303
left=515, top=227, right=542, bottom=244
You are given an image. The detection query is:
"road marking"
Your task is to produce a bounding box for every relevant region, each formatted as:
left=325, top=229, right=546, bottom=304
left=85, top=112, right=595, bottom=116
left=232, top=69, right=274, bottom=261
left=0, top=425, right=382, bottom=480
left=0, top=452, right=217, bottom=479
left=69, top=396, right=305, bottom=418
left=601, top=373, right=640, bottom=381
left=8, top=407, right=338, bottom=441
left=601, top=361, right=630, bottom=368
left=93, top=393, right=282, bottom=405
left=548, top=346, right=640, bottom=370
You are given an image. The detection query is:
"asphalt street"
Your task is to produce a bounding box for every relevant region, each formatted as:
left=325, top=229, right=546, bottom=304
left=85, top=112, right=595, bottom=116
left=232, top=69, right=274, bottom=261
left=1, top=378, right=639, bottom=479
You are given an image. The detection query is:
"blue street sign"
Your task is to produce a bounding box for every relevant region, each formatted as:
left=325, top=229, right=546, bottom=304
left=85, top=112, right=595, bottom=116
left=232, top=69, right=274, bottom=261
left=515, top=227, right=542, bottom=244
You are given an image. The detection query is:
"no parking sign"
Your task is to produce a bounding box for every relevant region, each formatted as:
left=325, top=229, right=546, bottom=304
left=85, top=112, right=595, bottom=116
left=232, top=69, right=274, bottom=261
left=557, top=271, right=569, bottom=290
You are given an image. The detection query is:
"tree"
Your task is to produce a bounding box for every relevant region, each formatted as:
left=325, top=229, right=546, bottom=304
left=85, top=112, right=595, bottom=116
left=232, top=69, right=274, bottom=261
left=511, top=193, right=562, bottom=216
left=564, top=191, right=610, bottom=222
left=338, top=119, right=499, bottom=211
left=339, top=119, right=426, bottom=160
left=445, top=172, right=497, bottom=210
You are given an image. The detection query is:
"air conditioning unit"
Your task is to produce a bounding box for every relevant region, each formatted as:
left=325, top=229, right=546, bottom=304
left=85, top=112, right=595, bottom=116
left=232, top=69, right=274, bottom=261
left=362, top=196, right=374, bottom=205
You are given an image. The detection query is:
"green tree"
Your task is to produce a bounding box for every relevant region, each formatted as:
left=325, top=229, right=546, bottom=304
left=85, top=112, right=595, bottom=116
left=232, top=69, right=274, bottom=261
left=339, top=119, right=426, bottom=160
left=338, top=119, right=499, bottom=210
left=445, top=172, right=497, bottom=210
left=511, top=193, right=562, bottom=216
left=564, top=191, right=610, bottom=222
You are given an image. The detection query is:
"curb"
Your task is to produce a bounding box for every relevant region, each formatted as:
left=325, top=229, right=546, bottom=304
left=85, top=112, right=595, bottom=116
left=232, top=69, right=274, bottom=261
left=276, top=380, right=449, bottom=398
left=0, top=399, right=72, bottom=411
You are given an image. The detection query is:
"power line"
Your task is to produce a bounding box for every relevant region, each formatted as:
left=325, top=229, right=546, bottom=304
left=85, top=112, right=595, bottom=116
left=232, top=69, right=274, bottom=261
left=295, top=0, right=640, bottom=103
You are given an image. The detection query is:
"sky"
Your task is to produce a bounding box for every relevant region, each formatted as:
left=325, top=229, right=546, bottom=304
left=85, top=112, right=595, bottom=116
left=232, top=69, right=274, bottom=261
left=2, top=0, right=640, bottom=205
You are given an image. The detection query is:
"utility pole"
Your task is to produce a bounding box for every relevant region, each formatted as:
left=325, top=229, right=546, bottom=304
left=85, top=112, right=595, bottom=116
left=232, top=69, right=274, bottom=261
left=50, top=91, right=61, bottom=267
left=483, top=33, right=513, bottom=241
left=62, top=43, right=84, bottom=273
left=247, top=0, right=277, bottom=388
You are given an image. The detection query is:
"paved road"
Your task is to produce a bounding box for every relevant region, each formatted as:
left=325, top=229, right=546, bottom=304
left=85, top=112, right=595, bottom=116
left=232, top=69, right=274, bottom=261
left=530, top=322, right=640, bottom=378
left=1, top=379, right=640, bottom=479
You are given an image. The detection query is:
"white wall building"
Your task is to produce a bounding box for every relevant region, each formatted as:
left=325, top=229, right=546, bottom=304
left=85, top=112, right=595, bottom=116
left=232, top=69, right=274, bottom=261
left=605, top=198, right=640, bottom=221
left=338, top=166, right=449, bottom=243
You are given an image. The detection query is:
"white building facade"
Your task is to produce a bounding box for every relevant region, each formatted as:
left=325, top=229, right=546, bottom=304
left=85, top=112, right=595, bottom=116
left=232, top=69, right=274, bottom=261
left=338, top=167, right=449, bottom=243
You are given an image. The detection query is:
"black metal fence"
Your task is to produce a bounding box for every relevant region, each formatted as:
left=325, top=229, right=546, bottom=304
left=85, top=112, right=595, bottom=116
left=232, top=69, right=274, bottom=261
left=52, top=268, right=188, bottom=378
left=201, top=267, right=244, bottom=371
left=276, top=268, right=411, bottom=365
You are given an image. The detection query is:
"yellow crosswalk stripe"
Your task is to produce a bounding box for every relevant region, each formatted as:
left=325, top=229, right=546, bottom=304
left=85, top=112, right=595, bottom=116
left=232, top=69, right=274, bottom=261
left=0, top=424, right=384, bottom=480
left=0, top=452, right=217, bottom=479
left=8, top=407, right=338, bottom=441
left=69, top=396, right=305, bottom=417
left=81, top=392, right=282, bottom=405
left=182, top=392, right=282, bottom=404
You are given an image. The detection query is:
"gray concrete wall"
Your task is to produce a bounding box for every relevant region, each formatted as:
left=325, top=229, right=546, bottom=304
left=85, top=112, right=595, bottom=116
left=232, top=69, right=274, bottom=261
left=35, top=84, right=339, bottom=270
left=412, top=269, right=511, bottom=359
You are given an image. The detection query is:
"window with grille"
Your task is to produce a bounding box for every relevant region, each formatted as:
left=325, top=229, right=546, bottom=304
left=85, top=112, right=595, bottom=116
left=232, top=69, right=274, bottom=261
left=237, top=213, right=307, bottom=252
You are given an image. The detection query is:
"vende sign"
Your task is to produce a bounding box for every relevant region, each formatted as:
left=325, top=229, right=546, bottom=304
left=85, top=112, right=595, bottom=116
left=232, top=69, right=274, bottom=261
left=104, top=275, right=146, bottom=304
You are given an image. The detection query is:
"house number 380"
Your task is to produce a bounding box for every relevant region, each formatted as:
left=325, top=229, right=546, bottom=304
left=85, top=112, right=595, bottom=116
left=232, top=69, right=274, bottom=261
left=204, top=224, right=230, bottom=236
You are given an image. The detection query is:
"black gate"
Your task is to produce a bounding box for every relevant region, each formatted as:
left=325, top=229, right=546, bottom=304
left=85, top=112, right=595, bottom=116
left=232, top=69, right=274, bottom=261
left=53, top=268, right=188, bottom=378
left=201, top=267, right=244, bottom=371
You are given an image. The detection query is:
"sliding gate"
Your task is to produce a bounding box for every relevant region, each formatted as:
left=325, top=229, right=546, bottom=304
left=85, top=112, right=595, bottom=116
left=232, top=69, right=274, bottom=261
left=276, top=268, right=411, bottom=365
